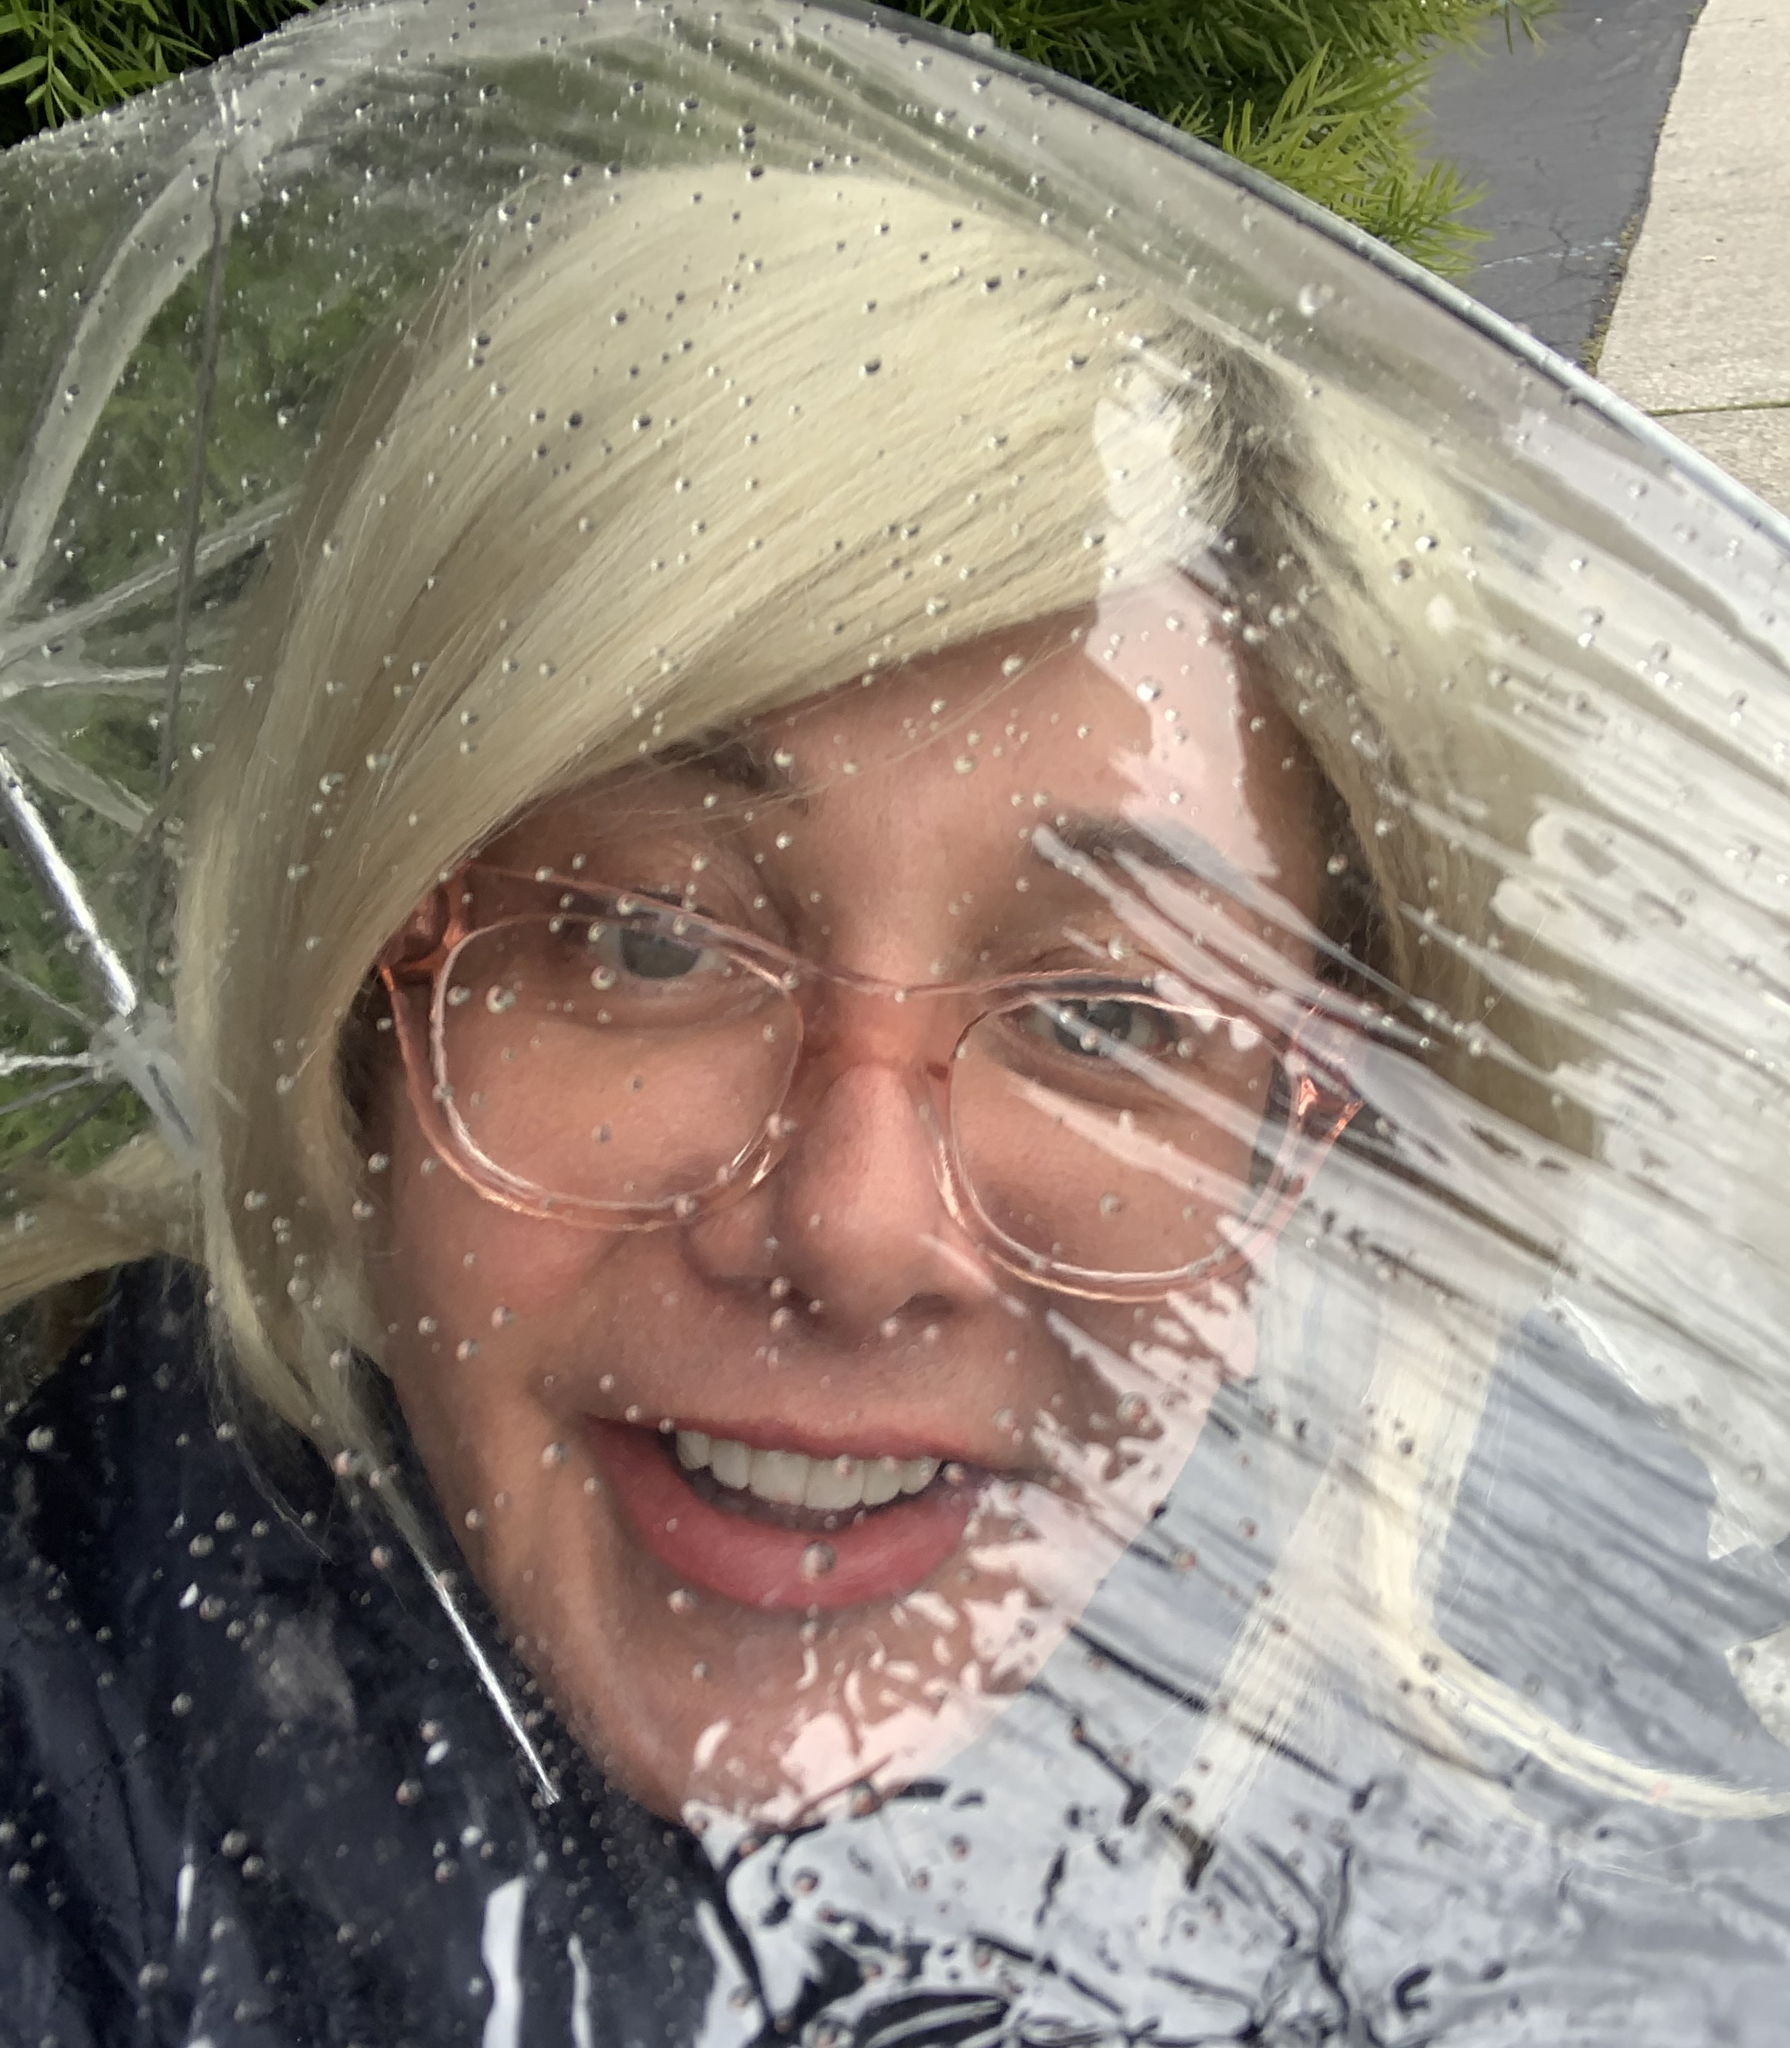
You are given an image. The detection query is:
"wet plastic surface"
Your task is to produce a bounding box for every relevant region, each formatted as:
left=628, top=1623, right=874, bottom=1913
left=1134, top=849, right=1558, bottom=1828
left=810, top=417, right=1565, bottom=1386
left=4, top=2, right=1790, bottom=2040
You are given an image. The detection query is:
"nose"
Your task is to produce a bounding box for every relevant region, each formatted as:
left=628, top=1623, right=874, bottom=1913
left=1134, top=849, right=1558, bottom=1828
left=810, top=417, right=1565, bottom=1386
left=683, top=1026, right=1000, bottom=1338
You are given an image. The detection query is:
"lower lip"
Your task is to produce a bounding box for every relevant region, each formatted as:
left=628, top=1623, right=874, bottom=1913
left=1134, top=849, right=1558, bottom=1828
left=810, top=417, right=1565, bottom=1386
left=586, top=1422, right=979, bottom=1612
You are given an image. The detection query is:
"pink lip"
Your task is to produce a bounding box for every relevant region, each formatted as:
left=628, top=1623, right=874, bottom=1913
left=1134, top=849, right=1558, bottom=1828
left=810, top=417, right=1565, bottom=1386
left=657, top=1413, right=995, bottom=1466
left=586, top=1420, right=980, bottom=1613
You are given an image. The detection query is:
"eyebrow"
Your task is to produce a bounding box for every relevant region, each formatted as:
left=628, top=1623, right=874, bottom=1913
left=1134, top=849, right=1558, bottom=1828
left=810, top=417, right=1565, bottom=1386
left=653, top=730, right=797, bottom=800
left=1040, top=811, right=1337, bottom=952
left=1048, top=811, right=1386, bottom=993
left=1038, top=813, right=1251, bottom=896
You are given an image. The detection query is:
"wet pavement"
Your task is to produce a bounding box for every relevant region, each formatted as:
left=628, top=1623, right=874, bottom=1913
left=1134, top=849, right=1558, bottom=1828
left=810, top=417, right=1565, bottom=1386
left=1430, top=0, right=1790, bottom=517
left=1424, top=0, right=1708, bottom=367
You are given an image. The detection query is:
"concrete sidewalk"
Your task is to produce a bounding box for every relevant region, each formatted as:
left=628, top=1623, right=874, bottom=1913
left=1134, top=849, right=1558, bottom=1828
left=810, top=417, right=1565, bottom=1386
left=1595, top=0, right=1790, bottom=513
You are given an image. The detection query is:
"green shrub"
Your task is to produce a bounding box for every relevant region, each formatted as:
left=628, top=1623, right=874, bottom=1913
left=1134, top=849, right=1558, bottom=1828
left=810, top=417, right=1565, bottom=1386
left=0, top=0, right=1547, bottom=264
left=0, top=0, right=304, bottom=143
left=908, top=0, right=1549, bottom=271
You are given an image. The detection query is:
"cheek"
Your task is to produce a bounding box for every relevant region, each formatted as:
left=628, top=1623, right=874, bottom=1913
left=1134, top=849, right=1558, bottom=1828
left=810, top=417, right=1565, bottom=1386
left=1047, top=1285, right=1256, bottom=1491
left=373, top=1109, right=630, bottom=1394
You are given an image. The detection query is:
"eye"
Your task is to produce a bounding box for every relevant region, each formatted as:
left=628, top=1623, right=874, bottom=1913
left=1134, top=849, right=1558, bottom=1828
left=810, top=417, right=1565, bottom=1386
left=618, top=925, right=712, bottom=980
left=1022, top=996, right=1180, bottom=1059
left=585, top=916, right=729, bottom=984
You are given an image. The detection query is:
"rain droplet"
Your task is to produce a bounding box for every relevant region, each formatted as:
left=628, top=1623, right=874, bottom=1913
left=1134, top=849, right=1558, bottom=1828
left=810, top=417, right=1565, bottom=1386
left=801, top=1542, right=837, bottom=1580
left=25, top=1426, right=54, bottom=1453
left=667, top=1587, right=697, bottom=1614
left=1296, top=282, right=1336, bottom=318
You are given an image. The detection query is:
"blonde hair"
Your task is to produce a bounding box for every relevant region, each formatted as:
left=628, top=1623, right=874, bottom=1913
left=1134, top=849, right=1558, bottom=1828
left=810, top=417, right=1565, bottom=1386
left=5, top=164, right=1770, bottom=1820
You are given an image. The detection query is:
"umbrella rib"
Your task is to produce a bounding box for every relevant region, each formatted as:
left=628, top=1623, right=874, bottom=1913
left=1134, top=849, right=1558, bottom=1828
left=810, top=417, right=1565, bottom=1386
left=0, top=1053, right=94, bottom=1077
left=12, top=1079, right=129, bottom=1168
left=0, top=961, right=87, bottom=1030
left=0, top=1070, right=101, bottom=1120
left=138, top=143, right=233, bottom=987
left=0, top=493, right=292, bottom=675
left=0, top=741, right=140, bottom=1025
left=0, top=664, right=195, bottom=709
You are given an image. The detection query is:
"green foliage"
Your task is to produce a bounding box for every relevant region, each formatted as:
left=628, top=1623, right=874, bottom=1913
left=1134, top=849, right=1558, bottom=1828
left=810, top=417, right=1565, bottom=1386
left=0, top=0, right=308, bottom=144
left=908, top=0, right=1550, bottom=271
left=0, top=0, right=1549, bottom=265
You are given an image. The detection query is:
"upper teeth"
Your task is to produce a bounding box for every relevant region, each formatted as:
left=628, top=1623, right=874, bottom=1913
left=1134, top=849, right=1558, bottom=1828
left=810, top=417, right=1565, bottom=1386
left=675, top=1431, right=940, bottom=1512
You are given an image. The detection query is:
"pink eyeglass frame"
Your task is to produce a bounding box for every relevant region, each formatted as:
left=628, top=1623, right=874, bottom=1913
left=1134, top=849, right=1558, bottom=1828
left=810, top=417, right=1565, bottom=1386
left=377, top=862, right=1363, bottom=1303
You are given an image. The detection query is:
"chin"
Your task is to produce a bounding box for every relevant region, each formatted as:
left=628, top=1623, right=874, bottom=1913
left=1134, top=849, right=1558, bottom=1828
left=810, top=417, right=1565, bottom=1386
left=516, top=1494, right=1110, bottom=1832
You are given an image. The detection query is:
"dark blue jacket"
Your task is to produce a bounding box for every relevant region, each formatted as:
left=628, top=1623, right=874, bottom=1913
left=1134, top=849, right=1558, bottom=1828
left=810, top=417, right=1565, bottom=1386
left=0, top=1263, right=729, bottom=2046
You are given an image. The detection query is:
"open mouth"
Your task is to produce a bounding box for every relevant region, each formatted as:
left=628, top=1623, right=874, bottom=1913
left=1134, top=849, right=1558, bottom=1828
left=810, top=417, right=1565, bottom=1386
left=586, top=1419, right=984, bottom=1612
left=671, top=1429, right=950, bottom=1531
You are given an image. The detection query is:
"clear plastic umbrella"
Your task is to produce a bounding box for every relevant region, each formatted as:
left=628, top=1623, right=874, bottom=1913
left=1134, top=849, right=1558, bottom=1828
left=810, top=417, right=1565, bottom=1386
left=5, top=1, right=1790, bottom=2040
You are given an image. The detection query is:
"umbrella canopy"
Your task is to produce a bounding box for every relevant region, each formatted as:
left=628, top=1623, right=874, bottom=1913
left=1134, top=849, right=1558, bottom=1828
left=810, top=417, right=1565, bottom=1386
left=4, top=1, right=1790, bottom=2039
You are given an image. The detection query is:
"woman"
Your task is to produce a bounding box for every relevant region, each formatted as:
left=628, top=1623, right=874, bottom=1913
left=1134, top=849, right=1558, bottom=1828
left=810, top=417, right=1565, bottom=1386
left=5, top=96, right=1790, bottom=2048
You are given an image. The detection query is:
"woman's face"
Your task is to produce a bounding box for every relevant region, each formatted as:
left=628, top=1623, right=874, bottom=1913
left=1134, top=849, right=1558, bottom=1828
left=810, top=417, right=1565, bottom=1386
left=372, top=577, right=1329, bottom=1827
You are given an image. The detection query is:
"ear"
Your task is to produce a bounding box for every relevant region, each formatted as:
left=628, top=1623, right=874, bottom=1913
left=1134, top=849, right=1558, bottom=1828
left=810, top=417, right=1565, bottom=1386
left=377, top=881, right=453, bottom=978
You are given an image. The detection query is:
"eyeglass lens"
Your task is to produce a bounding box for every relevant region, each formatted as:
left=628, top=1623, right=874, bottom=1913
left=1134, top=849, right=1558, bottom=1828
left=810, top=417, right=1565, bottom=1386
left=432, top=904, right=1291, bottom=1279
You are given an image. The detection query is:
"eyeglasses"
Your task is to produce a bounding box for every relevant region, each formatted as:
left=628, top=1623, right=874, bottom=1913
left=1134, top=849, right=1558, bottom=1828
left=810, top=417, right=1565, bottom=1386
left=378, top=863, right=1361, bottom=1302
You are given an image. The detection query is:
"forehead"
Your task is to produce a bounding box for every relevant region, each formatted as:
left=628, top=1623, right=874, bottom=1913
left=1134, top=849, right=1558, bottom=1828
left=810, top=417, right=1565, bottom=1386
left=763, top=584, right=1281, bottom=827
left=507, top=579, right=1326, bottom=910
